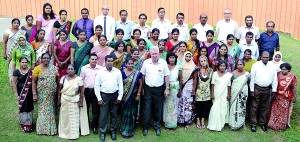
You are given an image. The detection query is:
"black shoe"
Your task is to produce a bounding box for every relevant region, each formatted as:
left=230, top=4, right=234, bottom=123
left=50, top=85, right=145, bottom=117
left=142, top=129, right=148, bottom=136
left=100, top=133, right=105, bottom=142
left=155, top=129, right=161, bottom=136
left=93, top=128, right=98, bottom=134
left=111, top=132, right=117, bottom=141
left=261, top=125, right=268, bottom=132
left=250, top=125, right=256, bottom=132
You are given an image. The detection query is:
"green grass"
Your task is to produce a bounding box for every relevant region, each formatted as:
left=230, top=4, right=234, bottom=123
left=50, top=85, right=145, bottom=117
left=0, top=31, right=300, bottom=142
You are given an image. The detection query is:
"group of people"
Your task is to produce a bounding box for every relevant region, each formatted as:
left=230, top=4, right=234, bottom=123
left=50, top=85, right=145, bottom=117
left=3, top=2, right=298, bottom=142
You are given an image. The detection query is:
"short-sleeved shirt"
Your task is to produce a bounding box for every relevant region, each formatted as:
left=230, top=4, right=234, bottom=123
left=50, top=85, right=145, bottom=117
left=192, top=23, right=214, bottom=42
left=131, top=24, right=151, bottom=40
left=140, top=58, right=170, bottom=87
left=151, top=18, right=172, bottom=40
left=237, top=26, right=260, bottom=44
left=80, top=64, right=102, bottom=88
left=171, top=23, right=189, bottom=41
left=115, top=20, right=135, bottom=40
left=258, top=32, right=280, bottom=52
left=238, top=42, right=259, bottom=60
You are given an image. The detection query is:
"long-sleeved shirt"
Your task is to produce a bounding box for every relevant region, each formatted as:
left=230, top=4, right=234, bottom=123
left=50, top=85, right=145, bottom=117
left=80, top=64, right=102, bottom=88
left=94, top=15, right=115, bottom=42
left=250, top=61, right=278, bottom=92
left=258, top=31, right=280, bottom=52
left=115, top=19, right=134, bottom=40
left=216, top=19, right=238, bottom=42
left=94, top=67, right=123, bottom=101
left=72, top=18, right=94, bottom=40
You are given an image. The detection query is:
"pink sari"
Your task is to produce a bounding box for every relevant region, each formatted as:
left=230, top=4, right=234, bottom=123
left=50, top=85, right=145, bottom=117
left=54, top=40, right=72, bottom=78
left=91, top=46, right=113, bottom=67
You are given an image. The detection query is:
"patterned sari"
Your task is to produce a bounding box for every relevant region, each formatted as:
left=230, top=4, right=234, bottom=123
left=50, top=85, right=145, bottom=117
left=34, top=65, right=57, bottom=135
left=201, top=42, right=220, bottom=59
left=91, top=46, right=114, bottom=67
left=167, top=41, right=181, bottom=53
left=21, top=25, right=37, bottom=43
left=112, top=52, right=128, bottom=70
left=58, top=76, right=89, bottom=139
left=55, top=21, right=72, bottom=40
left=228, top=72, right=250, bottom=130
left=268, top=73, right=298, bottom=131
left=120, top=70, right=141, bottom=138
left=31, top=41, right=49, bottom=64
left=72, top=41, right=93, bottom=75
left=54, top=40, right=72, bottom=78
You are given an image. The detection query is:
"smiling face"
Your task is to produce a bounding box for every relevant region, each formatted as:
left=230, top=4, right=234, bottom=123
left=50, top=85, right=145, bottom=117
left=41, top=54, right=51, bottom=65
left=81, top=9, right=89, bottom=19
left=172, top=31, right=179, bottom=40
left=179, top=43, right=187, bottom=53
left=18, top=37, right=26, bottom=46
left=12, top=20, right=20, bottom=29
left=59, top=32, right=67, bottom=41
left=99, top=37, right=107, bottom=46
left=116, top=32, right=124, bottom=40
left=152, top=31, right=159, bottom=40
left=280, top=67, right=289, bottom=75
left=38, top=30, right=45, bottom=41
left=95, top=27, right=102, bottom=35
left=132, top=51, right=139, bottom=60
left=184, top=53, right=192, bottom=62
left=138, top=40, right=145, bottom=50
left=89, top=55, right=98, bottom=66
left=244, top=51, right=251, bottom=60
left=133, top=31, right=141, bottom=40
left=20, top=58, right=28, bottom=69
left=219, top=46, right=227, bottom=56
left=190, top=31, right=197, bottom=40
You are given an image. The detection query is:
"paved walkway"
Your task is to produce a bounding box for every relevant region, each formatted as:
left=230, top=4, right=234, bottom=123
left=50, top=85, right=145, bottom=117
left=0, top=18, right=27, bottom=42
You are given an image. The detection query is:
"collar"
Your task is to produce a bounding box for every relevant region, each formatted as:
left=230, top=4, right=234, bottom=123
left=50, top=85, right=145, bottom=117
left=103, top=67, right=115, bottom=72
left=243, top=25, right=255, bottom=29
left=156, top=18, right=167, bottom=22
left=87, top=64, right=101, bottom=69
left=119, top=20, right=129, bottom=24
left=149, top=58, right=162, bottom=64
left=174, top=23, right=187, bottom=27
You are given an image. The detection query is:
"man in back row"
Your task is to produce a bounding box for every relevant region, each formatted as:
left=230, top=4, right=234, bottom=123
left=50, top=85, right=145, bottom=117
left=216, top=8, right=238, bottom=42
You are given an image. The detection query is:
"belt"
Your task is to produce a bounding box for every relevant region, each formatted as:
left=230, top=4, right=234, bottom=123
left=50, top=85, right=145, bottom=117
left=100, top=91, right=118, bottom=95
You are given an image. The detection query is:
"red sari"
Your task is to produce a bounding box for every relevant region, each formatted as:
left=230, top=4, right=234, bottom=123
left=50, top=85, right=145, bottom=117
left=268, top=73, right=297, bottom=131
left=54, top=40, right=73, bottom=78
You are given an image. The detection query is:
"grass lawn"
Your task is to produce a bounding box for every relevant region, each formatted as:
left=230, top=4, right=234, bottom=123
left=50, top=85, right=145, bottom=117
left=0, top=30, right=300, bottom=141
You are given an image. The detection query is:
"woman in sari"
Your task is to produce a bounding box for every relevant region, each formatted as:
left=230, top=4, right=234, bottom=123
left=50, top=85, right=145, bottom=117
left=53, top=30, right=72, bottom=78
left=176, top=41, right=187, bottom=65
left=21, top=15, right=37, bottom=43
left=2, top=18, right=26, bottom=84
left=89, top=25, right=103, bottom=47
left=110, top=29, right=127, bottom=49
left=111, top=40, right=129, bottom=70
left=186, top=28, right=201, bottom=56
left=70, top=30, right=93, bottom=75
left=131, top=48, right=143, bottom=71
left=201, top=30, right=220, bottom=59
left=163, top=52, right=182, bottom=129
left=193, top=46, right=213, bottom=67
left=12, top=57, right=34, bottom=132
left=36, top=3, right=58, bottom=42
left=195, top=55, right=213, bottom=129
left=166, top=28, right=180, bottom=52
left=207, top=60, right=232, bottom=131
left=268, top=63, right=298, bottom=131
left=177, top=51, right=198, bottom=128
left=243, top=49, right=257, bottom=73
left=271, top=51, right=284, bottom=72
left=226, top=34, right=239, bottom=62
left=91, top=35, right=114, bottom=67
left=32, top=52, right=59, bottom=135
left=228, top=60, right=250, bottom=130
left=53, top=10, right=72, bottom=41
left=31, top=29, right=51, bottom=65
left=158, top=40, right=167, bottom=60
left=127, top=29, right=141, bottom=51
left=58, top=64, right=89, bottom=139
left=120, top=58, right=142, bottom=138
left=137, top=38, right=149, bottom=63
left=11, top=35, right=36, bottom=72
left=146, top=28, right=160, bottom=50
left=212, top=44, right=234, bottom=72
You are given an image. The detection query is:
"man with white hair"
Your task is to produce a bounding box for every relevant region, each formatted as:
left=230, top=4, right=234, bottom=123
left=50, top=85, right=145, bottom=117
left=94, top=4, right=115, bottom=42
left=140, top=47, right=170, bottom=136
left=216, top=8, right=238, bottom=42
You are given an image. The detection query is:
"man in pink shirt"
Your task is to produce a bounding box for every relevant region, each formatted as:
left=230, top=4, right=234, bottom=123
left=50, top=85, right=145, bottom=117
left=80, top=53, right=102, bottom=134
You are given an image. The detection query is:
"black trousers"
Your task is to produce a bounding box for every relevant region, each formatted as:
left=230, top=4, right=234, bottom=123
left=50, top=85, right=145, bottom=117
left=143, top=84, right=164, bottom=130
left=84, top=88, right=100, bottom=129
left=99, top=91, right=119, bottom=134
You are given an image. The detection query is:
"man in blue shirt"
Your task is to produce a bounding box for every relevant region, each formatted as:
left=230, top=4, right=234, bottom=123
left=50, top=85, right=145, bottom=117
left=72, top=8, right=94, bottom=40
left=115, top=9, right=134, bottom=41
left=258, top=21, right=280, bottom=60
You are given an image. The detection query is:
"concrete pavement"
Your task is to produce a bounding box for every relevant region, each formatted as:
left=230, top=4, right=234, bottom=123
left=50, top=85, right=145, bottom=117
left=0, top=18, right=28, bottom=42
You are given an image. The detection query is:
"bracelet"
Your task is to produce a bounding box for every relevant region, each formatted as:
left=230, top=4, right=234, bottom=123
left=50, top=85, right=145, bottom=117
left=137, top=94, right=140, bottom=96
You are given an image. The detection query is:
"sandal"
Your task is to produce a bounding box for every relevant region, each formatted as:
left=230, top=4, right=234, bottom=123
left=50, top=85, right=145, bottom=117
left=196, top=124, right=201, bottom=129
left=201, top=124, right=206, bottom=128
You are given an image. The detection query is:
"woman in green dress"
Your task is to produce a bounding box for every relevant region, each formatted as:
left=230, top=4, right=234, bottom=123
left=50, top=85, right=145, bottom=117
left=158, top=40, right=167, bottom=60
left=226, top=34, right=239, bottom=62
left=70, top=30, right=93, bottom=75
left=243, top=49, right=256, bottom=73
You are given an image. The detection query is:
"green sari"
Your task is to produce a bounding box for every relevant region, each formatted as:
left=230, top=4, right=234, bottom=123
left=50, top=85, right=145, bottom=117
left=244, top=59, right=257, bottom=73
left=71, top=41, right=93, bottom=75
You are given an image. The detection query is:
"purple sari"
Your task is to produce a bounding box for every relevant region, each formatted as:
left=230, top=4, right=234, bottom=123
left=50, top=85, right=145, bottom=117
left=201, top=42, right=220, bottom=59
left=21, top=25, right=37, bottom=43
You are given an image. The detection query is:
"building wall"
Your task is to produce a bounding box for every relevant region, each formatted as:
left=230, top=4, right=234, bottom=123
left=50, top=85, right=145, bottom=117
left=1, top=0, right=300, bottom=39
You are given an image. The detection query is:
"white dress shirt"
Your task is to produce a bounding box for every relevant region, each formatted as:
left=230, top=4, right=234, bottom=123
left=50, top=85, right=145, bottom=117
left=250, top=61, right=278, bottom=92
left=151, top=18, right=172, bottom=39
left=192, top=23, right=214, bottom=41
left=94, top=15, right=115, bottom=42
left=94, top=67, right=123, bottom=101
left=171, top=23, right=189, bottom=41
left=140, top=58, right=170, bottom=87
left=131, top=24, right=151, bottom=40
left=80, top=64, right=103, bottom=88
left=216, top=19, right=238, bottom=42
left=237, top=25, right=260, bottom=44
left=238, top=42, right=259, bottom=59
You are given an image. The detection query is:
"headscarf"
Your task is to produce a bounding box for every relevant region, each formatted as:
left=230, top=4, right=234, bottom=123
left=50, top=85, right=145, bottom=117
left=272, top=51, right=284, bottom=72
left=16, top=35, right=34, bottom=60
left=181, top=51, right=196, bottom=83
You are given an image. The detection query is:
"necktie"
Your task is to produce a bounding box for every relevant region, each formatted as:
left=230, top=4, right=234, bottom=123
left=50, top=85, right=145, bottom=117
left=83, top=20, right=86, bottom=32
left=104, top=16, right=107, bottom=36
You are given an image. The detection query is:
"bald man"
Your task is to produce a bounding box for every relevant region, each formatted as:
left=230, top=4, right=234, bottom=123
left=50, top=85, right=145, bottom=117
left=216, top=8, right=238, bottom=42
left=94, top=4, right=115, bottom=42
left=193, top=13, right=213, bottom=41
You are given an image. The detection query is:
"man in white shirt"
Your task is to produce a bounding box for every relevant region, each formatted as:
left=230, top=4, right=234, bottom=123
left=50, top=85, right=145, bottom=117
left=115, top=9, right=134, bottom=41
left=249, top=51, right=277, bottom=133
left=80, top=53, right=102, bottom=134
left=131, top=13, right=151, bottom=40
left=94, top=4, right=115, bottom=42
left=171, top=12, right=189, bottom=41
left=94, top=55, right=123, bottom=141
left=151, top=7, right=172, bottom=40
left=238, top=32, right=259, bottom=60
left=236, top=15, right=260, bottom=44
left=216, top=8, right=238, bottom=42
left=140, top=47, right=170, bottom=136
left=193, top=13, right=213, bottom=41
